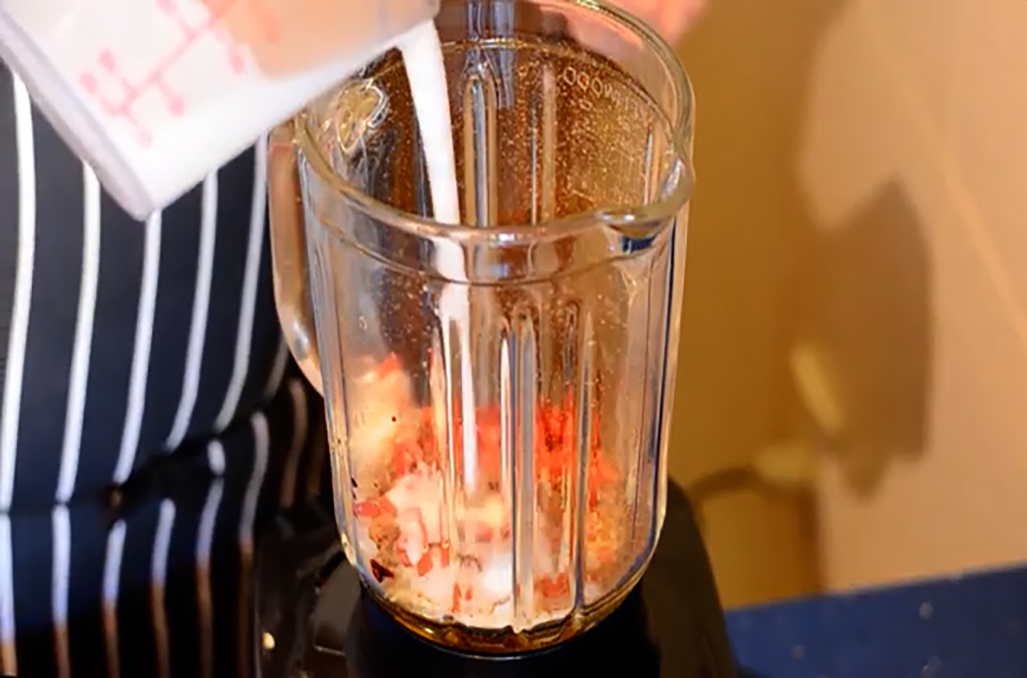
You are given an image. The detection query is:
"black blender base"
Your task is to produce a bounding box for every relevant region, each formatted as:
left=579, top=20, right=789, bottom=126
left=256, top=484, right=739, bottom=677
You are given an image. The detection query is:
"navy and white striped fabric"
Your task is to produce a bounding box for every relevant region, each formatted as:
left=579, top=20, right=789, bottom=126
left=0, top=62, right=328, bottom=677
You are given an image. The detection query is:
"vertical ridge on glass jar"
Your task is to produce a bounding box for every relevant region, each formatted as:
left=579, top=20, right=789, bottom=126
left=642, top=123, right=656, bottom=204
left=628, top=262, right=656, bottom=571
left=529, top=64, right=558, bottom=225
left=438, top=310, right=479, bottom=497
left=624, top=273, right=649, bottom=571
left=571, top=309, right=595, bottom=613
left=652, top=224, right=679, bottom=551
left=426, top=329, right=459, bottom=602
left=306, top=221, right=359, bottom=565
left=498, top=323, right=513, bottom=513
left=462, top=61, right=499, bottom=227
left=507, top=309, right=537, bottom=633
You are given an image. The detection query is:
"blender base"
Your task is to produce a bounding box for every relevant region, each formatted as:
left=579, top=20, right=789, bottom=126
left=374, top=556, right=649, bottom=655
left=255, top=483, right=739, bottom=677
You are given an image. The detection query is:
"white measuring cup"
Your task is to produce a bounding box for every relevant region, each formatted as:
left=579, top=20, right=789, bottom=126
left=0, top=0, right=440, bottom=220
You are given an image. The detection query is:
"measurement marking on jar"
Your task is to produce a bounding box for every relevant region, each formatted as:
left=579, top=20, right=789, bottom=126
left=559, top=64, right=642, bottom=118
left=78, top=0, right=277, bottom=146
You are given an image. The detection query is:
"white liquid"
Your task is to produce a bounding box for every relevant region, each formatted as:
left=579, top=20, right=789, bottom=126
left=398, top=24, right=480, bottom=490
left=398, top=24, right=460, bottom=225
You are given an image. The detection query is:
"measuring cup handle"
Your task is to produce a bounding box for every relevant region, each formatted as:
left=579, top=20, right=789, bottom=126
left=268, top=122, right=323, bottom=395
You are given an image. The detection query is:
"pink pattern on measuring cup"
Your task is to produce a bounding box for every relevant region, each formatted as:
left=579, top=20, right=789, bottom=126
left=77, top=0, right=279, bottom=146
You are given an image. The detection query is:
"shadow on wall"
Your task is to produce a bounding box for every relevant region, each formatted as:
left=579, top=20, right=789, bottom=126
left=792, top=182, right=932, bottom=497
left=668, top=0, right=932, bottom=604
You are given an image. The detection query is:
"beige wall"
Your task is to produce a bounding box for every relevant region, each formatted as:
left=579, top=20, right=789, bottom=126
left=803, top=0, right=1027, bottom=591
left=666, top=0, right=830, bottom=607
left=668, top=0, right=1027, bottom=604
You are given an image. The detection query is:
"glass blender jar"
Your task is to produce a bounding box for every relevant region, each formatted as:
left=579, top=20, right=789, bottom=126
left=268, top=0, right=694, bottom=655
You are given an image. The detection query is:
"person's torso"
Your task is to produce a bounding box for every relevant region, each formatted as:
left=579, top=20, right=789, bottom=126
left=0, top=63, right=287, bottom=512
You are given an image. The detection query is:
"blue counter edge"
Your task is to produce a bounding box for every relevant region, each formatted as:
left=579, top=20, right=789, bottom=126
left=724, top=564, right=1027, bottom=678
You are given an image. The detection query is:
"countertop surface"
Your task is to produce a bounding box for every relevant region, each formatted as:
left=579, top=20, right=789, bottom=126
left=257, top=480, right=1027, bottom=677
left=727, top=564, right=1027, bottom=677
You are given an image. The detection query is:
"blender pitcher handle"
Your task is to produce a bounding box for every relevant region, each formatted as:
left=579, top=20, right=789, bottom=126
left=268, top=121, right=323, bottom=395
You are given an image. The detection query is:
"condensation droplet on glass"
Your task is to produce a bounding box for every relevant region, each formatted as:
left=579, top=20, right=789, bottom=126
left=358, top=316, right=368, bottom=330
left=919, top=602, right=933, bottom=620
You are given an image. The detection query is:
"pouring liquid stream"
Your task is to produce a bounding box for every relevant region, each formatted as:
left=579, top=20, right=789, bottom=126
left=396, top=26, right=481, bottom=487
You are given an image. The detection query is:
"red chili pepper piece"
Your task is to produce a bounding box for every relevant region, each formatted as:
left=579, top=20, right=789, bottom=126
left=433, top=545, right=450, bottom=568
left=451, top=584, right=462, bottom=613
left=476, top=407, right=503, bottom=479
left=539, top=573, right=569, bottom=598
left=392, top=439, right=418, bottom=476
left=415, top=551, right=433, bottom=576
left=354, top=500, right=381, bottom=518
left=473, top=524, right=494, bottom=543
left=378, top=496, right=397, bottom=514
left=354, top=496, right=399, bottom=518
left=379, top=352, right=403, bottom=376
